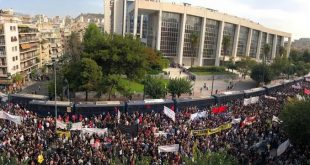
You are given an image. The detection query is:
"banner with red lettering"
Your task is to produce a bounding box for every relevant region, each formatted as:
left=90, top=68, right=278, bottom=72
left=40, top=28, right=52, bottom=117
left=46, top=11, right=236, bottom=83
left=241, top=116, right=256, bottom=127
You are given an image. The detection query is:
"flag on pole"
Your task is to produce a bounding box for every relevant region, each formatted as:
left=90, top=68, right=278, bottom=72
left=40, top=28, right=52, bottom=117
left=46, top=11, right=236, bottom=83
left=277, top=139, right=290, bottom=156
left=164, top=106, right=175, bottom=122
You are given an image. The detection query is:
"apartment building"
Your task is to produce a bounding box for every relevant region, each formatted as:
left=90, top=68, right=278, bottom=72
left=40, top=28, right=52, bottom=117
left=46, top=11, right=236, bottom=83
left=0, top=23, right=20, bottom=86
left=37, top=22, right=64, bottom=62
left=18, top=24, right=40, bottom=80
left=0, top=9, right=40, bottom=88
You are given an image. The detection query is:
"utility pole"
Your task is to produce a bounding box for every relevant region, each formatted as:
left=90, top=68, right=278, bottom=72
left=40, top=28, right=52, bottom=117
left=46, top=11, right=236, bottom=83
left=211, top=74, right=215, bottom=95
left=54, top=62, right=57, bottom=132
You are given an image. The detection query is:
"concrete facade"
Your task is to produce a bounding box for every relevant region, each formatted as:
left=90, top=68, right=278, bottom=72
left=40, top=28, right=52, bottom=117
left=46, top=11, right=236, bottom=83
left=104, top=0, right=292, bottom=66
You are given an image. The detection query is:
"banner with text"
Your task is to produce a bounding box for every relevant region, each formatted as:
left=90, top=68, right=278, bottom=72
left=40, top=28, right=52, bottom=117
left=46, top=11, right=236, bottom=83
left=191, top=123, right=232, bottom=136
left=158, top=144, right=179, bottom=153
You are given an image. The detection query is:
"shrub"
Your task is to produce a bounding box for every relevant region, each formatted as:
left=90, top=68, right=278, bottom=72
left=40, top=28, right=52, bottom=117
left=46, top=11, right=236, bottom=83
left=188, top=66, right=226, bottom=73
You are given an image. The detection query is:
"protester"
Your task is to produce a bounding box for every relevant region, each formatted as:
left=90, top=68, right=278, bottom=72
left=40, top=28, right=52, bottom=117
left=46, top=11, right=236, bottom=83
left=0, top=81, right=309, bottom=164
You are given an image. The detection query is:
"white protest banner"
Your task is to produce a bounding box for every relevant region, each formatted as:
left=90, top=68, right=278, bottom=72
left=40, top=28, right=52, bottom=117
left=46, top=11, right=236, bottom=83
left=82, top=128, right=108, bottom=136
left=272, top=115, right=282, bottom=123
left=292, top=84, right=301, bottom=89
left=164, top=106, right=175, bottom=122
left=250, top=96, right=259, bottom=104
left=231, top=118, right=241, bottom=124
left=190, top=111, right=207, bottom=121
left=244, top=97, right=259, bottom=106
left=277, top=139, right=290, bottom=156
left=243, top=98, right=251, bottom=106
left=0, top=111, right=5, bottom=119
left=158, top=144, right=179, bottom=153
left=306, top=78, right=310, bottom=82
left=296, top=94, right=304, bottom=101
left=56, top=120, right=67, bottom=129
left=70, top=122, right=83, bottom=131
left=154, top=131, right=168, bottom=137
left=0, top=111, right=22, bottom=124
left=264, top=95, right=277, bottom=100
left=117, top=109, right=121, bottom=124
left=0, top=111, right=22, bottom=125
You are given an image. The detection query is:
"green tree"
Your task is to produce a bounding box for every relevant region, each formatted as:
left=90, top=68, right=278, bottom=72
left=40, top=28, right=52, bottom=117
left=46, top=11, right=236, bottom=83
left=270, top=57, right=290, bottom=77
left=48, top=70, right=65, bottom=100
left=83, top=23, right=104, bottom=53
left=262, top=44, right=271, bottom=63
left=144, top=48, right=169, bottom=74
left=184, top=150, right=237, bottom=165
left=68, top=32, right=82, bottom=61
left=79, top=58, right=103, bottom=101
left=278, top=46, right=286, bottom=57
left=280, top=99, right=310, bottom=146
left=225, top=57, right=237, bottom=72
left=12, top=73, right=23, bottom=84
left=85, top=34, right=148, bottom=80
left=144, top=76, right=166, bottom=99
left=250, top=64, right=274, bottom=85
left=235, top=57, right=257, bottom=78
left=167, top=78, right=192, bottom=98
left=190, top=32, right=199, bottom=66
left=222, top=36, right=231, bottom=65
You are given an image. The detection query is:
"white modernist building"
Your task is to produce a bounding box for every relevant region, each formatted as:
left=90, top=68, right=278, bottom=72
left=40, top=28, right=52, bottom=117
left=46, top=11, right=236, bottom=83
left=104, top=0, right=292, bottom=66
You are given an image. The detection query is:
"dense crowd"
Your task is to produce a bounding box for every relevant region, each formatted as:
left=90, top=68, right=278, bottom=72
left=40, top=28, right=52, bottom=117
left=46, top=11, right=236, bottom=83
left=0, top=81, right=309, bottom=165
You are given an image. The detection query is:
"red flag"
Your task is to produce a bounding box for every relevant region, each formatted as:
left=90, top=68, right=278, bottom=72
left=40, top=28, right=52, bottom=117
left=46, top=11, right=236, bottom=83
left=218, top=106, right=227, bottom=113
left=241, top=116, right=256, bottom=127
left=212, top=107, right=219, bottom=114
left=304, top=88, right=310, bottom=95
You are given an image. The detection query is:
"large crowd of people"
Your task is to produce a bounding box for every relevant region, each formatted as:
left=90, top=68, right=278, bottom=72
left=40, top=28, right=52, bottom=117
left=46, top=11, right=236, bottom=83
left=0, top=81, right=309, bottom=165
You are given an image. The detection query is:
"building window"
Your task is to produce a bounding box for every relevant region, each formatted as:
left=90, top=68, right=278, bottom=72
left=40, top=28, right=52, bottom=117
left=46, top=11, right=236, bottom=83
left=13, top=57, right=15, bottom=61
left=160, top=12, right=181, bottom=57
left=16, top=56, right=18, bottom=60
left=183, top=15, right=202, bottom=58
left=237, top=26, right=249, bottom=56
left=15, top=46, right=17, bottom=51
left=222, top=23, right=236, bottom=56
left=203, top=19, right=220, bottom=59
left=249, top=30, right=259, bottom=58
left=16, top=65, right=19, bottom=69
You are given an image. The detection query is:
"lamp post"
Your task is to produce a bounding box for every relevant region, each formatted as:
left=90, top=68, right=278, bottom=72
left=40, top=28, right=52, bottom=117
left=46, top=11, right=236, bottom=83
left=211, top=74, right=215, bottom=95
left=54, top=62, right=57, bottom=132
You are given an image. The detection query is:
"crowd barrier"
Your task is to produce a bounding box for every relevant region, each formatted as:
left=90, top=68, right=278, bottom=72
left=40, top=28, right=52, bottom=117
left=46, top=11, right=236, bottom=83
left=8, top=76, right=310, bottom=117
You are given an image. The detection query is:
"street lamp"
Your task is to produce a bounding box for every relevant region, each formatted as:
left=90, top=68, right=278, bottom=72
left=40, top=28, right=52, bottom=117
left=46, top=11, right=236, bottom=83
left=54, top=62, right=57, bottom=132
left=211, top=73, right=215, bottom=95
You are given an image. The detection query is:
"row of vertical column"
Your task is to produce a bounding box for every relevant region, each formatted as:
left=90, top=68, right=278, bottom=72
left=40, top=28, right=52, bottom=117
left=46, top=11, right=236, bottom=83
left=132, top=10, right=291, bottom=66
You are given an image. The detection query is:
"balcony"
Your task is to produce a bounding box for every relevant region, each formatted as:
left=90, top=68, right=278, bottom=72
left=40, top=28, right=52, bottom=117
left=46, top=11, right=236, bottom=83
left=20, top=47, right=38, bottom=53
left=0, top=62, right=7, bottom=67
left=19, top=38, right=39, bottom=44
left=18, top=29, right=38, bottom=34
left=20, top=54, right=38, bottom=63
left=0, top=30, right=4, bottom=35
left=0, top=41, right=4, bottom=46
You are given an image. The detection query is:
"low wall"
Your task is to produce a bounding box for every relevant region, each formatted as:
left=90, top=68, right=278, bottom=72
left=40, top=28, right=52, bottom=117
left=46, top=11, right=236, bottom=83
left=9, top=76, right=308, bottom=117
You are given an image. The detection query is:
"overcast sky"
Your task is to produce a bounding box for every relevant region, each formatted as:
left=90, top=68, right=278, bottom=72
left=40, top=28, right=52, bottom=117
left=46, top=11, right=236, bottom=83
left=1, top=0, right=309, bottom=39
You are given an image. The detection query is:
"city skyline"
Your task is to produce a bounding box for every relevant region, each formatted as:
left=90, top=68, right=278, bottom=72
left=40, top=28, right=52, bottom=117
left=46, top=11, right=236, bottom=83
left=0, top=0, right=308, bottom=39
